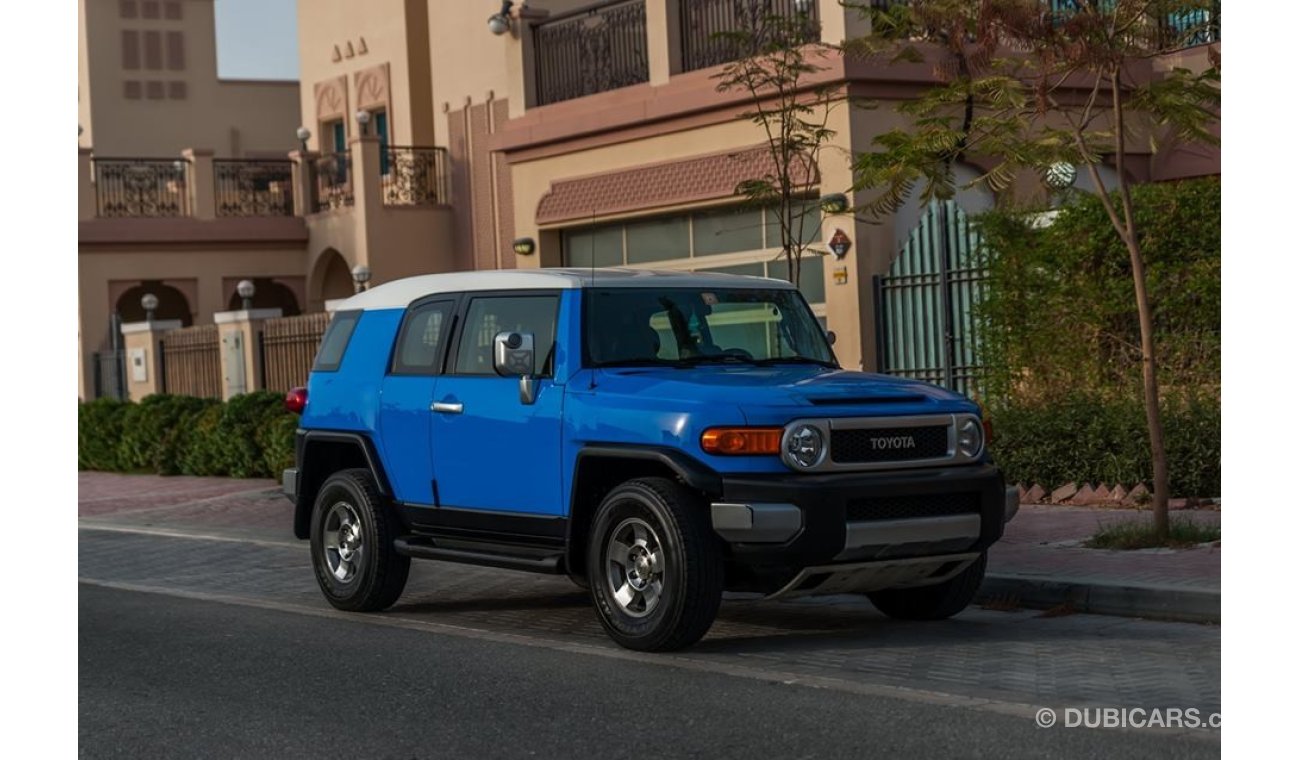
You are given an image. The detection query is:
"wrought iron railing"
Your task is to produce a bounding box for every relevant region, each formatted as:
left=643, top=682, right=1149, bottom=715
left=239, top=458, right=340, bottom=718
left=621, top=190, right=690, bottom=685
left=214, top=159, right=294, bottom=217
left=160, top=324, right=222, bottom=399
left=260, top=312, right=332, bottom=392
left=92, top=158, right=191, bottom=218
left=382, top=146, right=450, bottom=206
left=1157, top=0, right=1220, bottom=48
left=533, top=0, right=649, bottom=106
left=680, top=0, right=821, bottom=73
left=312, top=152, right=353, bottom=212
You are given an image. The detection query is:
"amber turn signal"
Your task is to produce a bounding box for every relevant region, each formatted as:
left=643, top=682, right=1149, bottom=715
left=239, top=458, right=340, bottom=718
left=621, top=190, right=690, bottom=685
left=700, top=427, right=782, bottom=455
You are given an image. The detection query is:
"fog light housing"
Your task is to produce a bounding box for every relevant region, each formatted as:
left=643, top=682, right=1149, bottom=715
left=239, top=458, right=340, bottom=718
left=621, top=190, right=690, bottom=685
left=782, top=424, right=825, bottom=470
left=957, top=416, right=984, bottom=458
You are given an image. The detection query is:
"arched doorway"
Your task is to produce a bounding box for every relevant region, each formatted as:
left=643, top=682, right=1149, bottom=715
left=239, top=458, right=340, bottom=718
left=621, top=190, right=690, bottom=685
left=308, top=249, right=354, bottom=310
left=226, top=278, right=302, bottom=315
left=116, top=280, right=193, bottom=325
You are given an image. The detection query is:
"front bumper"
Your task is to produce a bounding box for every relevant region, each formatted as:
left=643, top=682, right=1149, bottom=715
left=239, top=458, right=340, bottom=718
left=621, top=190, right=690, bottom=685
left=711, top=463, right=1012, bottom=568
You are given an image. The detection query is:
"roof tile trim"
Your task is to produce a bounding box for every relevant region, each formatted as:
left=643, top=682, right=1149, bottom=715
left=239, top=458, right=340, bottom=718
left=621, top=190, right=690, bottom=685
left=534, top=145, right=819, bottom=225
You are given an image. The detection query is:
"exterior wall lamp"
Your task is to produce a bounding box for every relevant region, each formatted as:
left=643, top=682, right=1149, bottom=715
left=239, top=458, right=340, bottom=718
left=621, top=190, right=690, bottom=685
left=1044, top=162, right=1078, bottom=190
left=141, top=293, right=159, bottom=322
left=488, top=1, right=514, bottom=36
left=296, top=126, right=312, bottom=153
left=512, top=237, right=537, bottom=256
left=351, top=264, right=372, bottom=293
left=819, top=192, right=849, bottom=215
left=236, top=279, right=256, bottom=311
left=354, top=110, right=372, bottom=136
left=794, top=0, right=812, bottom=14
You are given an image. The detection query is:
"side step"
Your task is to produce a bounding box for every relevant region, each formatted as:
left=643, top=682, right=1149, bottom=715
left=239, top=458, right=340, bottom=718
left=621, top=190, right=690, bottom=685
left=394, top=536, right=564, bottom=575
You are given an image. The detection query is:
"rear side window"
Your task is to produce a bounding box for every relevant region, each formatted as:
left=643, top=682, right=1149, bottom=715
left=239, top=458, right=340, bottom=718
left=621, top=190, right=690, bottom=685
left=453, top=295, right=558, bottom=376
left=392, top=301, right=454, bottom=374
left=313, top=310, right=360, bottom=372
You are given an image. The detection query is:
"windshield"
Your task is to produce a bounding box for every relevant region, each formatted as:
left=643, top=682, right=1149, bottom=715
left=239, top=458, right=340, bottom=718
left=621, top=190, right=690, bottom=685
left=585, top=286, right=836, bottom=368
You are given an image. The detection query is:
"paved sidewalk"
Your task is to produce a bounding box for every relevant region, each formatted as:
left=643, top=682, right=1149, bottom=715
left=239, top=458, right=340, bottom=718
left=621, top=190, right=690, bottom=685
left=78, top=472, right=1221, bottom=621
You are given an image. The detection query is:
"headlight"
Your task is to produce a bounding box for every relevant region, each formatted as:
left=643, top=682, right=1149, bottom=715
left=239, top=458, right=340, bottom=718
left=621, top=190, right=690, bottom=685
left=782, top=423, right=825, bottom=470
left=957, top=416, right=984, bottom=458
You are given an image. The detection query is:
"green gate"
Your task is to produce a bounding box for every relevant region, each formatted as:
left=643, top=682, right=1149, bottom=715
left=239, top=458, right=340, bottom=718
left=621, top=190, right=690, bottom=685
left=872, top=200, right=987, bottom=399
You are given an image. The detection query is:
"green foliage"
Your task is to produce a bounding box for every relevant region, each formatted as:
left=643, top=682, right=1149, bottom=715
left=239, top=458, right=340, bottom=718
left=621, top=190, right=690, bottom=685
left=990, top=393, right=1220, bottom=497
left=974, top=178, right=1220, bottom=400
left=78, top=398, right=129, bottom=472
left=79, top=391, right=298, bottom=480
left=1085, top=517, right=1220, bottom=550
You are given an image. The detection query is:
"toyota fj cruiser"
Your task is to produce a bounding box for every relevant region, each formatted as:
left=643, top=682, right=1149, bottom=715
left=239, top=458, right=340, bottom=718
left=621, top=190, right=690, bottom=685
left=283, top=269, right=1018, bottom=651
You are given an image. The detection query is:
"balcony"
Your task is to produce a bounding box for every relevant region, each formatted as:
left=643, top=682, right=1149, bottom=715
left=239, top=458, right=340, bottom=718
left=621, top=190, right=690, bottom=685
left=532, top=0, right=650, bottom=106
left=679, top=0, right=820, bottom=73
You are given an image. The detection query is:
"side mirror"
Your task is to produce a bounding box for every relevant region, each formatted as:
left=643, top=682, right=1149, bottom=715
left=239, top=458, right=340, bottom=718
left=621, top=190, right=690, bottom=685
left=493, top=331, right=537, bottom=405
left=825, top=330, right=837, bottom=346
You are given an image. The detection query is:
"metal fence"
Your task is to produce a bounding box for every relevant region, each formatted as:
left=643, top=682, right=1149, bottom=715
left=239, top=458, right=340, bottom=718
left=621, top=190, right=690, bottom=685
left=214, top=159, right=294, bottom=217
left=533, top=0, right=649, bottom=106
left=93, top=350, right=127, bottom=401
left=382, top=146, right=450, bottom=206
left=313, top=152, right=354, bottom=212
left=92, top=158, right=191, bottom=218
left=680, top=0, right=820, bottom=73
left=160, top=325, right=222, bottom=399
left=873, top=201, right=987, bottom=399
left=259, top=312, right=331, bottom=392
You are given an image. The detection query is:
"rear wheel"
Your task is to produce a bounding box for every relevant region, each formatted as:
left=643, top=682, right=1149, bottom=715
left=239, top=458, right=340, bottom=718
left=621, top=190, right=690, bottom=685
left=310, top=469, right=410, bottom=612
left=587, top=477, right=723, bottom=651
left=867, top=552, right=987, bottom=621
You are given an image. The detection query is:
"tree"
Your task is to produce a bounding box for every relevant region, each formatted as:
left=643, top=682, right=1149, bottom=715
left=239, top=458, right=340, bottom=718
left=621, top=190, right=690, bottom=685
left=714, top=3, right=841, bottom=288
left=846, top=0, right=1219, bottom=538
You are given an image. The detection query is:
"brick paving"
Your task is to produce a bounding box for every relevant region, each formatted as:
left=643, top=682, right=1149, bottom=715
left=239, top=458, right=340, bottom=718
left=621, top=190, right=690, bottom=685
left=79, top=472, right=1222, bottom=593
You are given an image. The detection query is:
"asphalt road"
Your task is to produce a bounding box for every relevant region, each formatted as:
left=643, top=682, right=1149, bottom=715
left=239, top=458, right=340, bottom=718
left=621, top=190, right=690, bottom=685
left=80, top=583, right=1218, bottom=759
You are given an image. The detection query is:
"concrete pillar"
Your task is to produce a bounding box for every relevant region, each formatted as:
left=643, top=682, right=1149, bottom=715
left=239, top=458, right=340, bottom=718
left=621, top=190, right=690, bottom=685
left=350, top=135, right=383, bottom=269
left=819, top=0, right=869, bottom=45
left=214, top=308, right=284, bottom=399
left=289, top=149, right=319, bottom=216
left=183, top=148, right=216, bottom=219
left=646, top=0, right=679, bottom=85
left=119, top=320, right=183, bottom=401
left=79, top=148, right=96, bottom=220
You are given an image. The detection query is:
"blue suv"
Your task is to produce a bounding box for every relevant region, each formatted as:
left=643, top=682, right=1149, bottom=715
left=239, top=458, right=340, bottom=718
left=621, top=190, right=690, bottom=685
left=283, top=269, right=1018, bottom=651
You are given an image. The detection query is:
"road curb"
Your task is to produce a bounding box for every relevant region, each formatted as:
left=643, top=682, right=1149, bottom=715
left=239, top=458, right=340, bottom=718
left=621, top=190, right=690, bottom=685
left=979, top=573, right=1220, bottom=624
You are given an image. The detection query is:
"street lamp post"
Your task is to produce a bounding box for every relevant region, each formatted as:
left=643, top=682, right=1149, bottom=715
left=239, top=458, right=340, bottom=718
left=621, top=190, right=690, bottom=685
left=351, top=264, right=372, bottom=293
left=355, top=110, right=372, bottom=137
left=236, top=279, right=256, bottom=311
left=296, top=126, right=312, bottom=154
left=141, top=293, right=159, bottom=322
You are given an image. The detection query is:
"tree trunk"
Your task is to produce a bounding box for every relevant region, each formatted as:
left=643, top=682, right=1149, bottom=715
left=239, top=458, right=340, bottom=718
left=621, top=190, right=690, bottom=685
left=1125, top=234, right=1170, bottom=538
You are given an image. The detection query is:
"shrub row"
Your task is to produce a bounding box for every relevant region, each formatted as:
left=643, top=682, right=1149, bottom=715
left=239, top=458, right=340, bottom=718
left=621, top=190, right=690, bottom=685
left=988, top=393, right=1220, bottom=498
left=78, top=392, right=296, bottom=479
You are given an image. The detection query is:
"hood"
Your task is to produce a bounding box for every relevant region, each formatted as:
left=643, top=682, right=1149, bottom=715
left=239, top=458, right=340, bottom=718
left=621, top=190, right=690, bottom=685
left=589, top=365, right=974, bottom=420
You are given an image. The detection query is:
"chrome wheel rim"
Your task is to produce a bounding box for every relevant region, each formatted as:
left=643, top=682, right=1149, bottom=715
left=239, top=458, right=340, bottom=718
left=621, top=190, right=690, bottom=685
left=605, top=517, right=666, bottom=618
left=323, top=502, right=364, bottom=584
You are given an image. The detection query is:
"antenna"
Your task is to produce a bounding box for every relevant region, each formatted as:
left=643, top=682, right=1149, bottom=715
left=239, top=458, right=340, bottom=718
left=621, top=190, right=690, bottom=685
left=588, top=207, right=597, bottom=390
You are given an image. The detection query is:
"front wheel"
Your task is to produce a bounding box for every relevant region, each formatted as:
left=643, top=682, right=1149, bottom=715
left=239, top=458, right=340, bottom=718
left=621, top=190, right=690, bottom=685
left=867, top=552, right=986, bottom=621
left=310, top=469, right=410, bottom=612
left=587, top=477, right=723, bottom=651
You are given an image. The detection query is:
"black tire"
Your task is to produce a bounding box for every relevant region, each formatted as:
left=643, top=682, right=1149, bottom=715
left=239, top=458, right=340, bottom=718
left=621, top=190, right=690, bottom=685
left=310, top=468, right=410, bottom=612
left=867, top=552, right=987, bottom=621
left=587, top=477, right=723, bottom=652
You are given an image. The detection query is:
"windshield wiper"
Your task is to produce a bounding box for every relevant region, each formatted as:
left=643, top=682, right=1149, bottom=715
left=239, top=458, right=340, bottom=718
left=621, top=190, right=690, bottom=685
left=751, top=356, right=839, bottom=369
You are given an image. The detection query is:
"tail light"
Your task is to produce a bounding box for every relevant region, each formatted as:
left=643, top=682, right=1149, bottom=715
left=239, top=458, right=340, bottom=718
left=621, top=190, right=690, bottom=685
left=285, top=387, right=308, bottom=414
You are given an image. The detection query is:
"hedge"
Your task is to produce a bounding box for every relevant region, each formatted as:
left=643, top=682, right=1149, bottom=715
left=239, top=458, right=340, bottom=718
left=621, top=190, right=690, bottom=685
left=988, top=393, right=1220, bottom=497
left=78, top=392, right=296, bottom=479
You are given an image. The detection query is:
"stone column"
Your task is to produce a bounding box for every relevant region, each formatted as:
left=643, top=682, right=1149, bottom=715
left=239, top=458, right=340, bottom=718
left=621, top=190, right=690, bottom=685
left=818, top=0, right=869, bottom=45
left=350, top=135, right=383, bottom=271
left=119, top=320, right=183, bottom=401
left=79, top=148, right=96, bottom=221
left=289, top=149, right=319, bottom=216
left=646, top=0, right=679, bottom=85
left=183, top=148, right=216, bottom=219
left=214, top=308, right=284, bottom=399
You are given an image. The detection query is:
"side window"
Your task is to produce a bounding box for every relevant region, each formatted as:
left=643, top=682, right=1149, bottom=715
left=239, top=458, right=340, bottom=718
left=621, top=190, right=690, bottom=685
left=454, top=295, right=558, bottom=376
left=313, top=310, right=360, bottom=372
left=392, top=301, right=454, bottom=374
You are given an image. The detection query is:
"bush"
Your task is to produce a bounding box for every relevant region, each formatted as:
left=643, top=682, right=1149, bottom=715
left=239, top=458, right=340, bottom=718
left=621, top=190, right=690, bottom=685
left=80, top=391, right=298, bottom=480
left=989, top=393, right=1220, bottom=497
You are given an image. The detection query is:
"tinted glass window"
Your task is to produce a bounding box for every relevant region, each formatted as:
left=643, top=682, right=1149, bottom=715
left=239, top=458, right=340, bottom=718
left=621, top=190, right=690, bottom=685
left=764, top=201, right=823, bottom=246
left=769, top=253, right=826, bottom=303
left=454, top=295, right=558, bottom=375
left=625, top=216, right=689, bottom=263
left=313, top=310, right=360, bottom=371
left=563, top=226, right=623, bottom=268
left=692, top=208, right=764, bottom=256
left=393, top=301, right=453, bottom=373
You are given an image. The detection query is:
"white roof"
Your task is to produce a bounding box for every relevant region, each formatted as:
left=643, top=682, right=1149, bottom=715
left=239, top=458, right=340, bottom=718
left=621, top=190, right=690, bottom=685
left=338, top=268, right=796, bottom=311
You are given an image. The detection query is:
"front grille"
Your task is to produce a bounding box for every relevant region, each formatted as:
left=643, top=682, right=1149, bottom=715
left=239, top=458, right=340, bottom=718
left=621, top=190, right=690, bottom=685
left=845, top=492, right=981, bottom=522
left=830, top=425, right=949, bottom=464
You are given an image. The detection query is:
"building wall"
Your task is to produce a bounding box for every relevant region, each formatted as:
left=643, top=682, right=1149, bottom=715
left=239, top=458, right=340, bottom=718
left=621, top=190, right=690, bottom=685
left=79, top=0, right=299, bottom=156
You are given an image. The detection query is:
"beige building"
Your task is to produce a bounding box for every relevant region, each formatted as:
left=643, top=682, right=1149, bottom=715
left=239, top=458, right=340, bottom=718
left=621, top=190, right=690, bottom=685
left=79, top=0, right=1221, bottom=400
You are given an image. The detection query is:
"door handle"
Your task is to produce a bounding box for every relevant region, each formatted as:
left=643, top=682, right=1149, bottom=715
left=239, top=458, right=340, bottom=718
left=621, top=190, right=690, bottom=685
left=431, top=401, right=463, bottom=414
